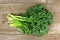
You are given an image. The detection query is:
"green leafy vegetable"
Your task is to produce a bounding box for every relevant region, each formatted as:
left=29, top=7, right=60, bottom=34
left=7, top=4, right=53, bottom=37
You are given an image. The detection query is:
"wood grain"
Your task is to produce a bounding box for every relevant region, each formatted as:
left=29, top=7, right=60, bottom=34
left=0, top=0, right=60, bottom=40
left=0, top=34, right=60, bottom=40
left=47, top=0, right=60, bottom=3
left=0, top=0, right=47, bottom=4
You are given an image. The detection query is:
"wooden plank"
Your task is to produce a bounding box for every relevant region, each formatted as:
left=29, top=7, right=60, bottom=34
left=0, top=0, right=15, bottom=4
left=47, top=0, right=60, bottom=3
left=0, top=31, right=22, bottom=35
left=14, top=0, right=47, bottom=3
left=0, top=35, right=37, bottom=40
left=3, top=0, right=58, bottom=4
left=0, top=0, right=47, bottom=4
left=15, top=0, right=37, bottom=3
left=0, top=4, right=36, bottom=13
left=0, top=3, right=47, bottom=13
left=0, top=34, right=60, bottom=40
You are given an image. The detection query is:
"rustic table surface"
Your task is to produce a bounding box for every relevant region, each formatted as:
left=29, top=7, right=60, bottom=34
left=0, top=0, right=60, bottom=40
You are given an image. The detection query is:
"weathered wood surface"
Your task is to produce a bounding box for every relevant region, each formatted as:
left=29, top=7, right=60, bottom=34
left=0, top=0, right=60, bottom=40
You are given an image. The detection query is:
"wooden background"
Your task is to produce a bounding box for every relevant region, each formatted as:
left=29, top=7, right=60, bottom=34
left=0, top=0, right=60, bottom=40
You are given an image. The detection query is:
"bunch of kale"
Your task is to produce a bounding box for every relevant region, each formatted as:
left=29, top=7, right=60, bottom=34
left=7, top=4, right=53, bottom=36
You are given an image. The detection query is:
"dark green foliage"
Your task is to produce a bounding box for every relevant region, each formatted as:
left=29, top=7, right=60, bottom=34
left=7, top=4, right=53, bottom=37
